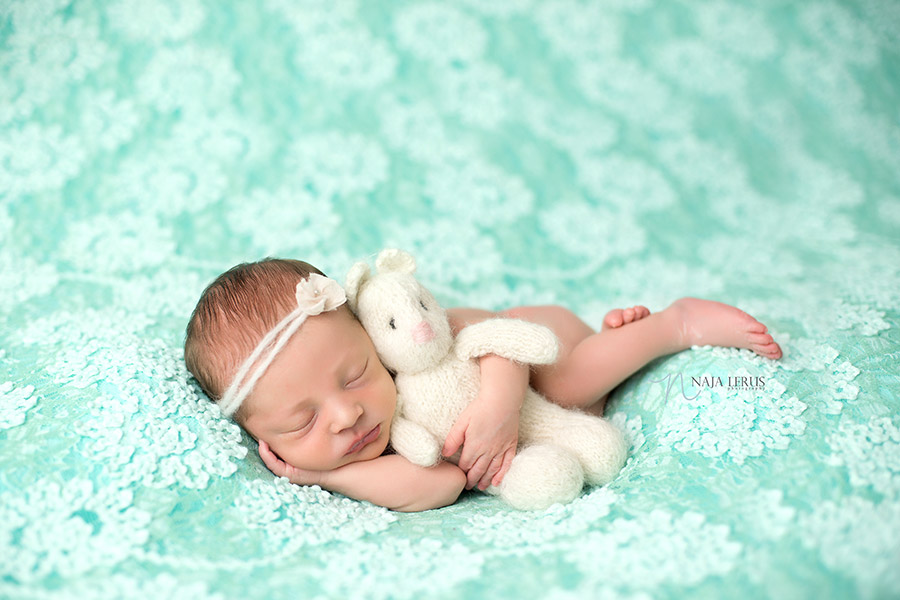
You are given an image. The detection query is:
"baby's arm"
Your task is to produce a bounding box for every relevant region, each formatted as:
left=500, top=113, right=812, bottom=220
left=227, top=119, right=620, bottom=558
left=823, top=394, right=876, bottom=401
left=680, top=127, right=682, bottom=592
left=258, top=441, right=466, bottom=512
left=442, top=314, right=559, bottom=491
left=442, top=354, right=527, bottom=490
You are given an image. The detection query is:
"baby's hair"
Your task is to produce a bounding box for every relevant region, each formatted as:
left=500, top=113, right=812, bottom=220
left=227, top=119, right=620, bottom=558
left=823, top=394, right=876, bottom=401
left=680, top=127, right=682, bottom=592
left=184, top=258, right=325, bottom=419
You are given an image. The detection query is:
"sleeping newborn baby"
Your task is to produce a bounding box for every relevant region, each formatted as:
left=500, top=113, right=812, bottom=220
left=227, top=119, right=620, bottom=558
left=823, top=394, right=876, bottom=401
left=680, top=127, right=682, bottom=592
left=184, top=255, right=782, bottom=511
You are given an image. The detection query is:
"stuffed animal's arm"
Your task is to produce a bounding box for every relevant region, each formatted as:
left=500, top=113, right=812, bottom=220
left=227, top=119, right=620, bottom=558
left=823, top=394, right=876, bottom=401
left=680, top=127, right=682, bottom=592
left=389, top=412, right=443, bottom=467
left=453, top=318, right=559, bottom=365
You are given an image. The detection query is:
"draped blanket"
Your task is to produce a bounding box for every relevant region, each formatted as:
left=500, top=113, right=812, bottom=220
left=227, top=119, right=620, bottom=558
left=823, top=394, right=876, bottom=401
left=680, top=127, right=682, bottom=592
left=1, top=1, right=898, bottom=598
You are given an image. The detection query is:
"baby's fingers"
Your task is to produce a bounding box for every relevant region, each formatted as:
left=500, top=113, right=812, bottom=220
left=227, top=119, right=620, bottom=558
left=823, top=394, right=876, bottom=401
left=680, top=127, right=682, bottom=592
left=465, top=453, right=493, bottom=490
left=476, top=453, right=506, bottom=491
left=442, top=419, right=466, bottom=458
left=258, top=440, right=288, bottom=477
left=258, top=441, right=325, bottom=486
left=491, top=447, right=516, bottom=488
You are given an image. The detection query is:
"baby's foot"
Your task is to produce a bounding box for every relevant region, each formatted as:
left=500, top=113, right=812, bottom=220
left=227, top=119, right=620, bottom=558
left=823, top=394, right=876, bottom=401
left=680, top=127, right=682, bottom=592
left=602, top=305, right=651, bottom=331
left=668, top=298, right=782, bottom=359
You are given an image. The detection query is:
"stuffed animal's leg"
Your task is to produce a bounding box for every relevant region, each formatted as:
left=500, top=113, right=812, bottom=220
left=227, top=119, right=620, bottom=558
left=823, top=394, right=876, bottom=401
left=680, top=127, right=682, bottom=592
left=520, top=391, right=628, bottom=486
left=389, top=415, right=443, bottom=467
left=487, top=444, right=584, bottom=511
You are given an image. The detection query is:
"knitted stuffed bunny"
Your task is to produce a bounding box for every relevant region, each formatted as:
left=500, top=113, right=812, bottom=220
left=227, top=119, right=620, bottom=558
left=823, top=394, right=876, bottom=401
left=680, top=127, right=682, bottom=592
left=345, top=249, right=627, bottom=510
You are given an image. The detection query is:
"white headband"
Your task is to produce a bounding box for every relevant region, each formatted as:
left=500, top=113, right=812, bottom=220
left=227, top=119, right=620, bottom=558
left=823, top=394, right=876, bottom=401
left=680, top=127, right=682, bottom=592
left=219, top=273, right=347, bottom=417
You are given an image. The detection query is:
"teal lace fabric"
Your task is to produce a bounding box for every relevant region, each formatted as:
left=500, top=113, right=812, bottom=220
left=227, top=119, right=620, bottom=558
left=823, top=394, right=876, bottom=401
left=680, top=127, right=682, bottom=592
left=2, top=1, right=899, bottom=598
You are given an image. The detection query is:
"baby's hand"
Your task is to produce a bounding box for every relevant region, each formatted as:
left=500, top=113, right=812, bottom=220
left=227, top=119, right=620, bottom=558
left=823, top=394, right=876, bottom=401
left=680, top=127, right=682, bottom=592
left=258, top=440, right=325, bottom=487
left=442, top=354, right=528, bottom=491
left=442, top=397, right=519, bottom=491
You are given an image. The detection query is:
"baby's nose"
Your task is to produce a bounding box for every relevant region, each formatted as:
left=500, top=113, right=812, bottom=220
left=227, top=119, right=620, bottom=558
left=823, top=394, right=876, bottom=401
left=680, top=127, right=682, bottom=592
left=412, top=320, right=435, bottom=344
left=330, top=400, right=363, bottom=433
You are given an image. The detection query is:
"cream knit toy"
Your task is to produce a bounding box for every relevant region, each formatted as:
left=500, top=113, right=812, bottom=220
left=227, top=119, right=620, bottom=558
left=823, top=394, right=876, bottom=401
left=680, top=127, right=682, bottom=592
left=345, top=249, right=628, bottom=510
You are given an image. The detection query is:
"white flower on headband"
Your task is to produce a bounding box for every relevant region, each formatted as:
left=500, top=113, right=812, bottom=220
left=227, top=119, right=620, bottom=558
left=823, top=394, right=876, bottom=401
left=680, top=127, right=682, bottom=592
left=296, top=273, right=347, bottom=315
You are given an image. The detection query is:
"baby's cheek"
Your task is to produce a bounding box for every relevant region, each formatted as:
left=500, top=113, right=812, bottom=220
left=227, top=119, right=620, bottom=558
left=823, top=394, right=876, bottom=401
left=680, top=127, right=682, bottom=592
left=383, top=375, right=399, bottom=411
left=375, top=428, right=392, bottom=457
left=276, top=439, right=319, bottom=471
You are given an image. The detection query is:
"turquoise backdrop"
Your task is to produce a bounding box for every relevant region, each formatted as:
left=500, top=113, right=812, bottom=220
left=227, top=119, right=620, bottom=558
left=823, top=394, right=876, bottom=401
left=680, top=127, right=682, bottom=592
left=1, top=1, right=899, bottom=599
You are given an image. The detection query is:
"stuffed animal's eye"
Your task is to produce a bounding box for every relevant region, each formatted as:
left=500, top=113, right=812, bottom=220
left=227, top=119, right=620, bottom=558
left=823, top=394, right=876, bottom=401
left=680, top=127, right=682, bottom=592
left=419, top=300, right=427, bottom=311
left=389, top=318, right=396, bottom=330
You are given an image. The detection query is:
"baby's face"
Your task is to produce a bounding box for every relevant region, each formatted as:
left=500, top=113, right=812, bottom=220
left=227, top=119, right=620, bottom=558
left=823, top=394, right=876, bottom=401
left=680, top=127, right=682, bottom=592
left=241, top=306, right=396, bottom=472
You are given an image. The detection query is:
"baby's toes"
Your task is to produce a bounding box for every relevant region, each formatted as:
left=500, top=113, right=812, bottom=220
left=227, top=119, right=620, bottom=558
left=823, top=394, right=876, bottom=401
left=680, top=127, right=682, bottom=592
left=603, top=309, right=625, bottom=329
left=754, top=341, right=783, bottom=359
left=748, top=332, right=774, bottom=346
left=623, top=305, right=651, bottom=324
left=744, top=318, right=768, bottom=334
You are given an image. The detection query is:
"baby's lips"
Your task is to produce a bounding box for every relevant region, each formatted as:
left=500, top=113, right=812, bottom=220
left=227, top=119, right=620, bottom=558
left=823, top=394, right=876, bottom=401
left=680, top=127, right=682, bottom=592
left=412, top=320, right=435, bottom=344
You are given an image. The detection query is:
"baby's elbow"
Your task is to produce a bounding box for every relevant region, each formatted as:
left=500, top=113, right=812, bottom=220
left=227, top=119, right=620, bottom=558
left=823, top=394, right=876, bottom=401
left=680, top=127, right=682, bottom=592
left=433, top=463, right=467, bottom=508
left=393, top=462, right=466, bottom=513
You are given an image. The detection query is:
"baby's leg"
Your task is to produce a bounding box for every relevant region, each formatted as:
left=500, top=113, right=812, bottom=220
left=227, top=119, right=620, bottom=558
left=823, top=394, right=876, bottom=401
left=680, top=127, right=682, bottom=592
left=503, top=299, right=781, bottom=413
left=499, top=304, right=642, bottom=412
left=451, top=304, right=654, bottom=413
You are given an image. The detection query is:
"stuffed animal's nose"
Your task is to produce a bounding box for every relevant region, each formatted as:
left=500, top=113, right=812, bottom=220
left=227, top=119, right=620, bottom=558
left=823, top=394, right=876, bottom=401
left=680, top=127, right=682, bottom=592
left=412, top=320, right=435, bottom=344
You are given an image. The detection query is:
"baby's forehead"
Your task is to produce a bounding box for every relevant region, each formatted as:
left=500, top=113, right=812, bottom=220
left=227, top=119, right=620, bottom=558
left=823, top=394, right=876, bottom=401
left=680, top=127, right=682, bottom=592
left=265, top=305, right=370, bottom=372
left=300, top=305, right=372, bottom=348
left=241, top=307, right=371, bottom=418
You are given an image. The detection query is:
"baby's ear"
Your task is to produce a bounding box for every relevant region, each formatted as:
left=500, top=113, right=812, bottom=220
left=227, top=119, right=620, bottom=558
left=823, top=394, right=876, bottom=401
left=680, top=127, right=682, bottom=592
left=344, top=262, right=371, bottom=313
left=375, top=248, right=416, bottom=275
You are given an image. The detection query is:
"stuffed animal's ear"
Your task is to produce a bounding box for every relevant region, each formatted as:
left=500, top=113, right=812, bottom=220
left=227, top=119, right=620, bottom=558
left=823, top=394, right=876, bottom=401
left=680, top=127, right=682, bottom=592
left=344, top=261, right=371, bottom=313
left=375, top=248, right=416, bottom=275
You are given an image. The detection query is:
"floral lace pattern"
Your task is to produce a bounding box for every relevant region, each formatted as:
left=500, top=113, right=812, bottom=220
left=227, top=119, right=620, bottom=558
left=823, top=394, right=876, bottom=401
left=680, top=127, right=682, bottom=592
left=1, top=0, right=898, bottom=598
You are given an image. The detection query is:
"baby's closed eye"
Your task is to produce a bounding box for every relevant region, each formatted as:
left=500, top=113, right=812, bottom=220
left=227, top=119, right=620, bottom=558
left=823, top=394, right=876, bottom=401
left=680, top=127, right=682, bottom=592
left=343, top=359, right=369, bottom=388
left=287, top=410, right=316, bottom=434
